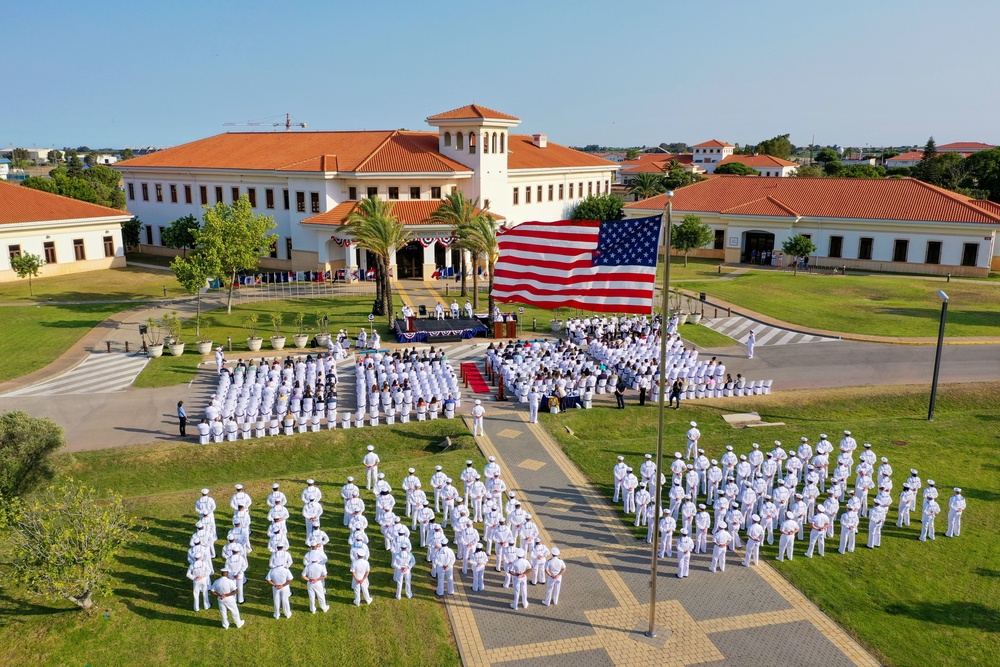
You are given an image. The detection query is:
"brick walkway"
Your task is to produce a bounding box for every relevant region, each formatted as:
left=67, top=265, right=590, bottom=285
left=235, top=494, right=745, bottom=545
left=446, top=403, right=879, bottom=667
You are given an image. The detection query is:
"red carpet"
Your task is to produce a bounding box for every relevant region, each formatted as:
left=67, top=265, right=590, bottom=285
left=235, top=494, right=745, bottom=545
left=461, top=362, right=491, bottom=393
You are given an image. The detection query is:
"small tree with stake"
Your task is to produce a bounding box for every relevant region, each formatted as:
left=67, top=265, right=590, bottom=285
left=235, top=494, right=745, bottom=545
left=10, top=253, right=44, bottom=297
left=781, top=234, right=818, bottom=275
left=671, top=215, right=714, bottom=267
left=169, top=253, right=213, bottom=339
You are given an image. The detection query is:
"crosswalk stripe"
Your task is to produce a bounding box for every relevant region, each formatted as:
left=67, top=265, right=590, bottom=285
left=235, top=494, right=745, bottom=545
left=703, top=316, right=838, bottom=347
left=774, top=330, right=800, bottom=345
left=2, top=353, right=149, bottom=397
left=752, top=327, right=785, bottom=345
left=15, top=365, right=146, bottom=396
left=712, top=317, right=747, bottom=334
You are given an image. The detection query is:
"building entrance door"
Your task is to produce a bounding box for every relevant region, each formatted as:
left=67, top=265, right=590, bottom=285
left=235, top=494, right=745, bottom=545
left=396, top=242, right=423, bottom=279
left=743, top=231, right=775, bottom=263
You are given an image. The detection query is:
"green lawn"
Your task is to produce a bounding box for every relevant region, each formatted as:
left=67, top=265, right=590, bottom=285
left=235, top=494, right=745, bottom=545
left=542, top=383, right=1000, bottom=667
left=677, top=322, right=737, bottom=348
left=0, top=303, right=127, bottom=384
left=658, top=255, right=735, bottom=282
left=0, top=265, right=183, bottom=302
left=1, top=420, right=476, bottom=666
left=681, top=272, right=1000, bottom=337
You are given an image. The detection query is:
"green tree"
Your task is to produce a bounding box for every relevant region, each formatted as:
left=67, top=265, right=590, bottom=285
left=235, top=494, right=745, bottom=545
left=65, top=151, right=83, bottom=177
left=815, top=147, right=840, bottom=164
left=120, top=148, right=135, bottom=161
left=663, top=164, right=707, bottom=191
left=625, top=148, right=640, bottom=160
left=10, top=480, right=136, bottom=610
left=781, top=234, right=817, bottom=275
left=714, top=161, right=758, bottom=176
left=160, top=214, right=200, bottom=257
left=10, top=252, right=44, bottom=296
left=839, top=164, right=886, bottom=179
left=571, top=193, right=626, bottom=221
left=337, top=196, right=410, bottom=320
left=81, top=164, right=126, bottom=209
left=83, top=152, right=98, bottom=167
left=47, top=150, right=63, bottom=167
left=169, top=253, right=214, bottom=338
left=756, top=134, right=793, bottom=159
left=194, top=196, right=277, bottom=314
left=792, top=164, right=825, bottom=178
left=122, top=216, right=142, bottom=250
left=963, top=147, right=1000, bottom=202
left=0, top=411, right=63, bottom=497
left=455, top=213, right=500, bottom=313
left=11, top=148, right=31, bottom=169
left=429, top=191, right=483, bottom=298
left=20, top=176, right=60, bottom=195
left=824, top=160, right=845, bottom=176
left=671, top=214, right=714, bottom=267
left=628, top=173, right=667, bottom=200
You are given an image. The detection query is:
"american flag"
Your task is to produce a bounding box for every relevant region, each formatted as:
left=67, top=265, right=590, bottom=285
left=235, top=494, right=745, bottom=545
left=492, top=215, right=662, bottom=314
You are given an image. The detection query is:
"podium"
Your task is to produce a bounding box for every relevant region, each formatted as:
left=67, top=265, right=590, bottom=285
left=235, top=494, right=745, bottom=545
left=493, top=321, right=504, bottom=339
left=504, top=320, right=517, bottom=338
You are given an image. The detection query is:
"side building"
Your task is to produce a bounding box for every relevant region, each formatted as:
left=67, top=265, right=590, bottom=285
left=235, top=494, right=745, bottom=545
left=625, top=175, right=999, bottom=277
left=114, top=104, right=617, bottom=281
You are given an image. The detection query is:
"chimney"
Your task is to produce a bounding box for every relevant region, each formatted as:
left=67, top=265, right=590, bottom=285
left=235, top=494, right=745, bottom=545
left=320, top=154, right=336, bottom=172
left=532, top=134, right=547, bottom=149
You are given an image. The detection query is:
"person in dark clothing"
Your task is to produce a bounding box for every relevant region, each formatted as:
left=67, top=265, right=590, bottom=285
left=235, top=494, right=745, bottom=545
left=614, top=381, right=626, bottom=409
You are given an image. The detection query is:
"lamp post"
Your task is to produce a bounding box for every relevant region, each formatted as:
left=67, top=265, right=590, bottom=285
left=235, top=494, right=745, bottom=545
left=646, top=190, right=673, bottom=638
left=927, top=290, right=948, bottom=421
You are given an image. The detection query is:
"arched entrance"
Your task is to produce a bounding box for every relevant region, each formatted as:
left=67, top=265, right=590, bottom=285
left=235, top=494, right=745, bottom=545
left=742, top=231, right=775, bottom=263
left=396, top=241, right=423, bottom=279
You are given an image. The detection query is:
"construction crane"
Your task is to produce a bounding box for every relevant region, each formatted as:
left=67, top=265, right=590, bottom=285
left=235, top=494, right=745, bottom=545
left=223, top=113, right=307, bottom=131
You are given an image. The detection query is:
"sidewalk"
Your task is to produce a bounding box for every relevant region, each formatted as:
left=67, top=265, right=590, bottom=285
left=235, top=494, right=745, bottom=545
left=446, top=402, right=879, bottom=667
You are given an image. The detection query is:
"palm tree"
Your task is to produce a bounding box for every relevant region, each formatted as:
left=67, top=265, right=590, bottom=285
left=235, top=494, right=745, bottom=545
left=337, top=196, right=410, bottom=321
left=628, top=172, right=667, bottom=201
left=429, top=191, right=481, bottom=299
left=456, top=213, right=500, bottom=314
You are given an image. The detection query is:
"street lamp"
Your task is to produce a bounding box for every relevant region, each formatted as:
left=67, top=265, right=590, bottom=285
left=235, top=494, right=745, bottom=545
left=927, top=290, right=949, bottom=420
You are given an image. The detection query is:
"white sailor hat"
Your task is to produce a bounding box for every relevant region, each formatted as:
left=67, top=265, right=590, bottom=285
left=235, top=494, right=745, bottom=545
left=726, top=445, right=734, bottom=451
left=446, top=478, right=452, bottom=483
left=674, top=452, right=682, bottom=458
left=819, top=434, right=828, bottom=439
left=739, top=454, right=747, bottom=460
left=686, top=464, right=694, bottom=470
left=192, top=538, right=201, bottom=545
left=843, top=430, right=851, bottom=435
left=235, top=484, right=244, bottom=490
left=220, top=565, right=230, bottom=572
left=786, top=511, right=795, bottom=519
left=466, top=460, right=474, bottom=465
left=378, top=473, right=385, bottom=479
left=516, top=548, right=526, bottom=558
left=801, top=436, right=809, bottom=442
left=690, top=421, right=697, bottom=427
left=201, top=488, right=210, bottom=495
left=232, top=545, right=241, bottom=552
left=910, top=469, right=918, bottom=475
left=752, top=514, right=760, bottom=522
left=307, top=478, right=315, bottom=484
left=525, top=513, right=532, bottom=519
left=927, top=480, right=935, bottom=485
left=881, top=457, right=888, bottom=463
left=718, top=521, right=728, bottom=529
left=864, top=443, right=872, bottom=448
left=347, top=476, right=354, bottom=482
left=617, top=455, right=625, bottom=461
left=774, top=441, right=781, bottom=447
left=550, top=547, right=560, bottom=555
left=954, top=487, right=962, bottom=493
left=752, top=443, right=759, bottom=449
left=408, top=468, right=416, bottom=473
left=489, top=456, right=496, bottom=461
left=679, top=528, right=689, bottom=535
left=435, top=465, right=442, bottom=471
left=711, top=459, right=718, bottom=465
left=645, top=454, right=652, bottom=459
left=698, top=448, right=705, bottom=454
left=367, top=445, right=375, bottom=451
left=475, top=399, right=482, bottom=405
left=272, top=483, right=280, bottom=489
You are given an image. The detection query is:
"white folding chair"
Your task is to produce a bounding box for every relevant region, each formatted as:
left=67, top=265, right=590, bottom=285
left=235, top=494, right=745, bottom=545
left=763, top=379, right=773, bottom=395
left=695, top=385, right=705, bottom=399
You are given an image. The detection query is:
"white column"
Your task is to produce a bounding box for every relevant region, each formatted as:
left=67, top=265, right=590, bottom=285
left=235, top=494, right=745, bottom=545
left=422, top=242, right=436, bottom=279
left=344, top=243, right=358, bottom=282
left=444, top=243, right=453, bottom=268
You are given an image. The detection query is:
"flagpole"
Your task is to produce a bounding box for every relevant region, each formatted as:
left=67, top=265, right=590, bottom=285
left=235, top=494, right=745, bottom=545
left=646, top=190, right=674, bottom=638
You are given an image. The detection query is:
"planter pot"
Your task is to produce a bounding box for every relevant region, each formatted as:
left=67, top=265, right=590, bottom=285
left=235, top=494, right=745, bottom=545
left=196, top=340, right=214, bottom=355
left=148, top=343, right=164, bottom=358
left=247, top=337, right=263, bottom=351
left=293, top=334, right=310, bottom=349
left=271, top=335, right=287, bottom=350
left=164, top=336, right=176, bottom=346
left=678, top=313, right=689, bottom=325
left=315, top=333, right=331, bottom=346
left=689, top=313, right=703, bottom=325
left=550, top=320, right=564, bottom=332
left=168, top=342, right=186, bottom=356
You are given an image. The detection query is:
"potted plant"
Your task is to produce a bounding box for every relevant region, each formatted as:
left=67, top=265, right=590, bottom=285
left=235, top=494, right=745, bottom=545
left=270, top=312, right=286, bottom=350
left=164, top=312, right=186, bottom=356
left=146, top=317, right=164, bottom=358
left=314, top=314, right=331, bottom=346
left=293, top=312, right=309, bottom=349
left=549, top=318, right=564, bottom=332
left=686, top=295, right=702, bottom=324
left=244, top=313, right=263, bottom=351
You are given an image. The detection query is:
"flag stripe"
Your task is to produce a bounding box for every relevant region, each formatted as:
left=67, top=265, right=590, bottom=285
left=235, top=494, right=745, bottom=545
left=494, top=269, right=656, bottom=287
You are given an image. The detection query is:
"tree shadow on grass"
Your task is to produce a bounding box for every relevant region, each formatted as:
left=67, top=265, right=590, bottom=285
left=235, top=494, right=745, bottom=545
left=960, top=487, right=1000, bottom=502
left=884, top=601, right=1000, bottom=632
left=0, top=591, right=70, bottom=623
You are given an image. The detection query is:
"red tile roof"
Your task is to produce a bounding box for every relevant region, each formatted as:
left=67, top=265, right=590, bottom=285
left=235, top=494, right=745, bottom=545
left=621, top=161, right=670, bottom=174
left=718, top=154, right=797, bottom=168
left=937, top=142, right=994, bottom=152
left=0, top=180, right=129, bottom=225
left=624, top=175, right=1000, bottom=224
left=693, top=139, right=734, bottom=148
left=506, top=135, right=616, bottom=170
left=300, top=200, right=502, bottom=227
left=621, top=153, right=676, bottom=166
left=426, top=104, right=520, bottom=122
left=886, top=151, right=923, bottom=162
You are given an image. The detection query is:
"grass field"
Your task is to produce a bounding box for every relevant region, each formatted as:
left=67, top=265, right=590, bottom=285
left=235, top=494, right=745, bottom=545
left=541, top=383, right=1000, bottom=667
left=677, top=322, right=737, bottom=348
left=0, top=420, right=478, bottom=667
left=682, top=272, right=1000, bottom=337
left=0, top=265, right=183, bottom=302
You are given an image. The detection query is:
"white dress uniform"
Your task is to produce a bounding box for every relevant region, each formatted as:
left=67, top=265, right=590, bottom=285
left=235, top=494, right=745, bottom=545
left=470, top=545, right=489, bottom=591
left=363, top=446, right=380, bottom=490
left=195, top=491, right=217, bottom=540
left=392, top=547, right=416, bottom=599
left=508, top=552, right=532, bottom=609
left=471, top=401, right=486, bottom=436
left=265, top=565, right=294, bottom=619
left=839, top=510, right=859, bottom=553
left=805, top=509, right=830, bottom=557
left=920, top=500, right=940, bottom=541
left=709, top=526, right=731, bottom=572
left=945, top=490, right=966, bottom=537
left=434, top=545, right=457, bottom=596
left=301, top=561, right=329, bottom=613
left=743, top=518, right=764, bottom=566
left=351, top=555, right=373, bottom=605
left=210, top=571, right=244, bottom=629
left=542, top=548, right=566, bottom=604
left=186, top=556, right=213, bottom=611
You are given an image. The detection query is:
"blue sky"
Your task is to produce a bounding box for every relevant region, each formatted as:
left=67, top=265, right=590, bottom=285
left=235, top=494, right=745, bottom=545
left=4, top=0, right=999, bottom=151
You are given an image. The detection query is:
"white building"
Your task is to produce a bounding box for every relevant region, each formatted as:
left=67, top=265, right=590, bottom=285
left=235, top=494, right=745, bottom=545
left=715, top=154, right=798, bottom=177
left=691, top=140, right=734, bottom=173
left=624, top=175, right=1000, bottom=277
left=0, top=158, right=9, bottom=180
left=0, top=180, right=130, bottom=282
left=937, top=142, right=995, bottom=154
left=113, top=104, right=617, bottom=280
left=886, top=151, right=923, bottom=168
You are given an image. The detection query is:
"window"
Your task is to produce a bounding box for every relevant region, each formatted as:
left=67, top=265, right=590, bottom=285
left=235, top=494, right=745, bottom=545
left=924, top=241, right=942, bottom=264
left=410, top=186, right=420, bottom=199
left=155, top=184, right=163, bottom=202
left=536, top=185, right=542, bottom=202
left=569, top=183, right=574, bottom=198
left=450, top=185, right=457, bottom=195
left=893, top=239, right=909, bottom=263
left=141, top=183, right=149, bottom=201
left=513, top=187, right=519, bottom=205
left=605, top=180, right=610, bottom=193
left=483, top=133, right=489, bottom=154
left=492, top=132, right=498, bottom=153
left=284, top=238, right=293, bottom=260
left=103, top=236, right=114, bottom=258
left=431, top=186, right=441, bottom=199
left=296, top=192, right=306, bottom=213
left=43, top=241, right=56, bottom=264
left=127, top=183, right=135, bottom=200
left=8, top=244, right=21, bottom=259
left=73, top=238, right=86, bottom=261
left=388, top=187, right=399, bottom=200
left=858, top=237, right=873, bottom=260
left=310, top=192, right=320, bottom=213
left=961, top=242, right=979, bottom=267
left=169, top=184, right=177, bottom=203
left=801, top=234, right=812, bottom=241
left=588, top=182, right=593, bottom=196
left=559, top=184, right=564, bottom=200
left=349, top=186, right=357, bottom=200
left=145, top=225, right=153, bottom=245
left=283, top=189, right=289, bottom=210
left=200, top=186, right=208, bottom=205
left=525, top=186, right=532, bottom=204
left=247, top=188, right=257, bottom=207
left=714, top=229, right=725, bottom=250
left=265, top=188, right=275, bottom=209
left=184, top=185, right=192, bottom=204
left=215, top=186, right=223, bottom=204
left=500, top=133, right=505, bottom=153
left=456, top=133, right=464, bottom=150
left=444, top=132, right=451, bottom=147
left=469, top=132, right=476, bottom=154
left=367, top=186, right=378, bottom=198
left=548, top=184, right=554, bottom=201
left=231, top=186, right=240, bottom=202
left=269, top=240, right=278, bottom=259
left=579, top=182, right=583, bottom=197
left=828, top=236, right=843, bottom=258
left=158, top=227, right=165, bottom=245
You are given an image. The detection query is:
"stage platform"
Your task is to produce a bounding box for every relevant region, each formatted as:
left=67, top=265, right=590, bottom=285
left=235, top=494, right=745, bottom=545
left=392, top=316, right=489, bottom=343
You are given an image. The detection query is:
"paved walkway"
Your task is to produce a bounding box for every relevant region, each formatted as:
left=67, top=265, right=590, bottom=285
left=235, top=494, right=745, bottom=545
left=443, top=401, right=878, bottom=667
left=701, top=315, right=840, bottom=346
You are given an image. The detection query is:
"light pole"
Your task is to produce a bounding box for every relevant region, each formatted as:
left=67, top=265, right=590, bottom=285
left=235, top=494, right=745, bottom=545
left=927, top=290, right=948, bottom=421
left=646, top=190, right=673, bottom=638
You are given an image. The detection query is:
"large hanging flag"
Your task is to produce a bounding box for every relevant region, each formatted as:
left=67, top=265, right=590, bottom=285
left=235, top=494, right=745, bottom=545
left=492, top=215, right=662, bottom=313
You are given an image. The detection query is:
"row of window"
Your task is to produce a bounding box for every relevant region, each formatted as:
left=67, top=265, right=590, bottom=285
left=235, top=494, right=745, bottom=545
left=143, top=225, right=295, bottom=261
left=127, top=183, right=322, bottom=214
left=825, top=235, right=979, bottom=266
left=443, top=131, right=505, bottom=155
left=346, top=185, right=444, bottom=201
left=8, top=237, right=115, bottom=265
left=513, top=180, right=610, bottom=205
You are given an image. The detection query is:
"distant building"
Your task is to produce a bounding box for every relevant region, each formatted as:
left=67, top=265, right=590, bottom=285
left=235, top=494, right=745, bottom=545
left=0, top=158, right=9, bottom=180
left=594, top=152, right=627, bottom=163
left=937, top=142, right=995, bottom=154
left=0, top=181, right=129, bottom=282
left=716, top=154, right=798, bottom=177
left=886, top=151, right=923, bottom=168
left=691, top=140, right=735, bottom=173
left=840, top=156, right=877, bottom=166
